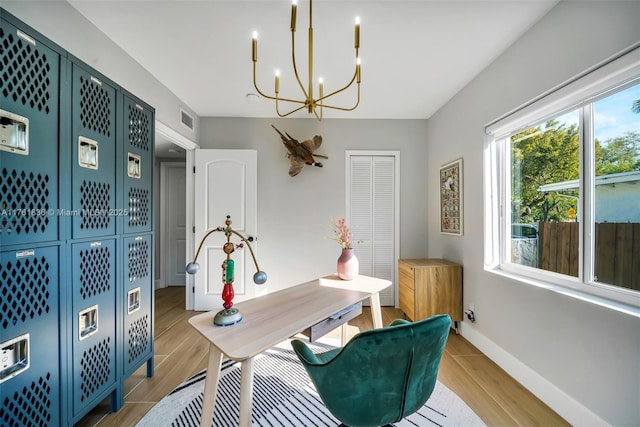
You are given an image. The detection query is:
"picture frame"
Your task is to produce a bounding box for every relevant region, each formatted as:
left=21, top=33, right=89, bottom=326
left=439, top=158, right=463, bottom=236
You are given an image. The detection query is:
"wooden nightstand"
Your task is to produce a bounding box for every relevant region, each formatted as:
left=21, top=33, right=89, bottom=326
left=398, top=259, right=462, bottom=333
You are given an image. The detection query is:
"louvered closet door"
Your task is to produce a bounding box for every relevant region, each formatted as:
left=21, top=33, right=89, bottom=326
left=348, top=154, right=398, bottom=306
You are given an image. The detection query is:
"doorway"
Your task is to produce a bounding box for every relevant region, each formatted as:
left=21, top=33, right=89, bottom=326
left=154, top=121, right=198, bottom=292
left=160, top=162, right=186, bottom=287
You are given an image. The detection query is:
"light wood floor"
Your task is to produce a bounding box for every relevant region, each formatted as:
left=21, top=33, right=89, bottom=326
left=77, top=286, right=569, bottom=427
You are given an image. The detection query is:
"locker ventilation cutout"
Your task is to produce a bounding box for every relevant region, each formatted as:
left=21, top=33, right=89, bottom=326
left=0, top=168, right=51, bottom=236
left=128, top=105, right=150, bottom=152
left=79, top=247, right=111, bottom=300
left=127, top=314, right=149, bottom=363
left=79, top=75, right=111, bottom=137
left=1, top=256, right=51, bottom=329
left=128, top=188, right=149, bottom=228
left=0, top=28, right=53, bottom=114
left=79, top=180, right=111, bottom=230
left=128, top=240, right=149, bottom=282
left=79, top=338, right=111, bottom=402
left=0, top=373, right=53, bottom=427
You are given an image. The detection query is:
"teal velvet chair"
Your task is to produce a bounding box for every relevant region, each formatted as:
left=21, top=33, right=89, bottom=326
left=291, top=314, right=451, bottom=427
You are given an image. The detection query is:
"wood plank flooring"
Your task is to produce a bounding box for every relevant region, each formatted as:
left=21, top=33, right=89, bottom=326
left=77, top=286, right=569, bottom=427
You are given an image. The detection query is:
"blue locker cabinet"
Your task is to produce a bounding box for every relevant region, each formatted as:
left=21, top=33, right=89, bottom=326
left=0, top=245, right=61, bottom=426
left=0, top=20, right=61, bottom=246
left=71, top=64, right=117, bottom=239
left=122, top=234, right=153, bottom=378
left=70, top=239, right=117, bottom=421
left=122, top=96, right=153, bottom=235
left=1, top=9, right=156, bottom=425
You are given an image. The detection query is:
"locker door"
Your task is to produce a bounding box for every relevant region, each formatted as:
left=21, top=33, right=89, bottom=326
left=122, top=96, right=153, bottom=234
left=71, top=64, right=117, bottom=239
left=122, top=234, right=153, bottom=377
left=71, top=239, right=117, bottom=417
left=0, top=20, right=60, bottom=246
left=0, top=245, right=60, bottom=426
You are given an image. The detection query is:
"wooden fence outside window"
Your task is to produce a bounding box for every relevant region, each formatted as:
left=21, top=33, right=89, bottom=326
left=537, top=221, right=640, bottom=291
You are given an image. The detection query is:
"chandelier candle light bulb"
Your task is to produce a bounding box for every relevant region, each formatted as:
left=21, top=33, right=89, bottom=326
left=252, top=32, right=257, bottom=61
left=291, top=0, right=297, bottom=31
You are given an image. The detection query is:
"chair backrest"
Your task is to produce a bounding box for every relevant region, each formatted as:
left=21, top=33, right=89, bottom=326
left=297, top=314, right=451, bottom=427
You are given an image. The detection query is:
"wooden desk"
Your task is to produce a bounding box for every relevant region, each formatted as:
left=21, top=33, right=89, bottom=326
left=188, top=274, right=391, bottom=427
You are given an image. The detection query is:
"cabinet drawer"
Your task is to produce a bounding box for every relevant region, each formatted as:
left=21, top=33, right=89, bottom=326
left=398, top=282, right=415, bottom=320
left=398, top=261, right=415, bottom=291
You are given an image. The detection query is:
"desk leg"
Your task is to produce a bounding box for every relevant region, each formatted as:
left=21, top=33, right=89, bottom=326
left=239, top=357, right=255, bottom=427
left=341, top=323, right=349, bottom=346
left=200, top=344, right=224, bottom=427
left=370, top=292, right=383, bottom=329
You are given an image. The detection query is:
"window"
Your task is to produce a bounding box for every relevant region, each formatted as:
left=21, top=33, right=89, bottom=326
left=485, top=47, right=640, bottom=311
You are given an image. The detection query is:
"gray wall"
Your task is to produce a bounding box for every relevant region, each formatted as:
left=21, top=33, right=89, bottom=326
left=1, top=0, right=199, bottom=143
left=425, top=2, right=640, bottom=425
left=198, top=118, right=428, bottom=290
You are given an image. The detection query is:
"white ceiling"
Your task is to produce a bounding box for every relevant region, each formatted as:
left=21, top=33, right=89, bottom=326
left=67, top=0, right=558, bottom=154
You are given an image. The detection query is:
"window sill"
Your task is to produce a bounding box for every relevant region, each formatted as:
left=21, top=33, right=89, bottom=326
left=487, top=267, right=640, bottom=319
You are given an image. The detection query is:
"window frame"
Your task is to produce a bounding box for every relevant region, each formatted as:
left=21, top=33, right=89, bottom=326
left=484, top=46, right=640, bottom=316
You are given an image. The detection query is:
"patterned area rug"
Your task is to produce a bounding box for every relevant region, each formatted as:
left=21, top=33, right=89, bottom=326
left=137, top=340, right=485, bottom=427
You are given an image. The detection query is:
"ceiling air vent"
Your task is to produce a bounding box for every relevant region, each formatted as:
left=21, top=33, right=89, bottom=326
left=180, top=108, right=194, bottom=132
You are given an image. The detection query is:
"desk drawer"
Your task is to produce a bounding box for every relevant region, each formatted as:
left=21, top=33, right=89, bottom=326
left=302, top=302, right=362, bottom=342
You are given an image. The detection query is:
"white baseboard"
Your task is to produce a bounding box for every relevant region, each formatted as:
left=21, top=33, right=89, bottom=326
left=459, top=324, right=608, bottom=426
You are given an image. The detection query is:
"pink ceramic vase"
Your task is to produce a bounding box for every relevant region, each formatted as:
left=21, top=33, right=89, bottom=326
left=337, top=248, right=359, bottom=280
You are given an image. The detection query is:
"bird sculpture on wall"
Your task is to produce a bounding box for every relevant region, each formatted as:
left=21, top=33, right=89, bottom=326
left=271, top=125, right=328, bottom=177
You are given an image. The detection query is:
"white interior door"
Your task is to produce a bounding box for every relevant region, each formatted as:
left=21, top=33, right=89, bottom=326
left=164, top=163, right=186, bottom=286
left=193, top=149, right=258, bottom=311
left=346, top=151, right=400, bottom=306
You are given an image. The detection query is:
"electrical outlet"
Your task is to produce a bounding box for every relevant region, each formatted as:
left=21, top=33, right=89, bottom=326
left=464, top=309, right=476, bottom=323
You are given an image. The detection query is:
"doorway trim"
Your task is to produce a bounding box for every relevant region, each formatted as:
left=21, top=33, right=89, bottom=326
left=155, top=120, right=199, bottom=309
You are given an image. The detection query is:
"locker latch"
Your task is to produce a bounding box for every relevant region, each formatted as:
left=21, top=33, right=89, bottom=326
left=0, top=109, right=29, bottom=156
left=79, top=305, right=99, bottom=340
left=128, top=288, right=141, bottom=314
left=0, top=333, right=30, bottom=384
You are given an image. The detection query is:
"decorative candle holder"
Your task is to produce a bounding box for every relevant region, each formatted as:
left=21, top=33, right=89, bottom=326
left=186, top=215, right=267, bottom=326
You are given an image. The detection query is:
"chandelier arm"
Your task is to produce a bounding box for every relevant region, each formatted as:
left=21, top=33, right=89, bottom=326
left=276, top=102, right=308, bottom=117
left=291, top=31, right=309, bottom=99
left=254, top=64, right=307, bottom=104
left=317, top=70, right=358, bottom=103
left=318, top=84, right=360, bottom=112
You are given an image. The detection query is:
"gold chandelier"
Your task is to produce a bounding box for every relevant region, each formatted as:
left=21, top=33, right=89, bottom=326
left=251, top=0, right=361, bottom=121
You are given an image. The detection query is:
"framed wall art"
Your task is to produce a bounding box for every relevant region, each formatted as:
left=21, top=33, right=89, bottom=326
left=440, top=158, right=463, bottom=235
